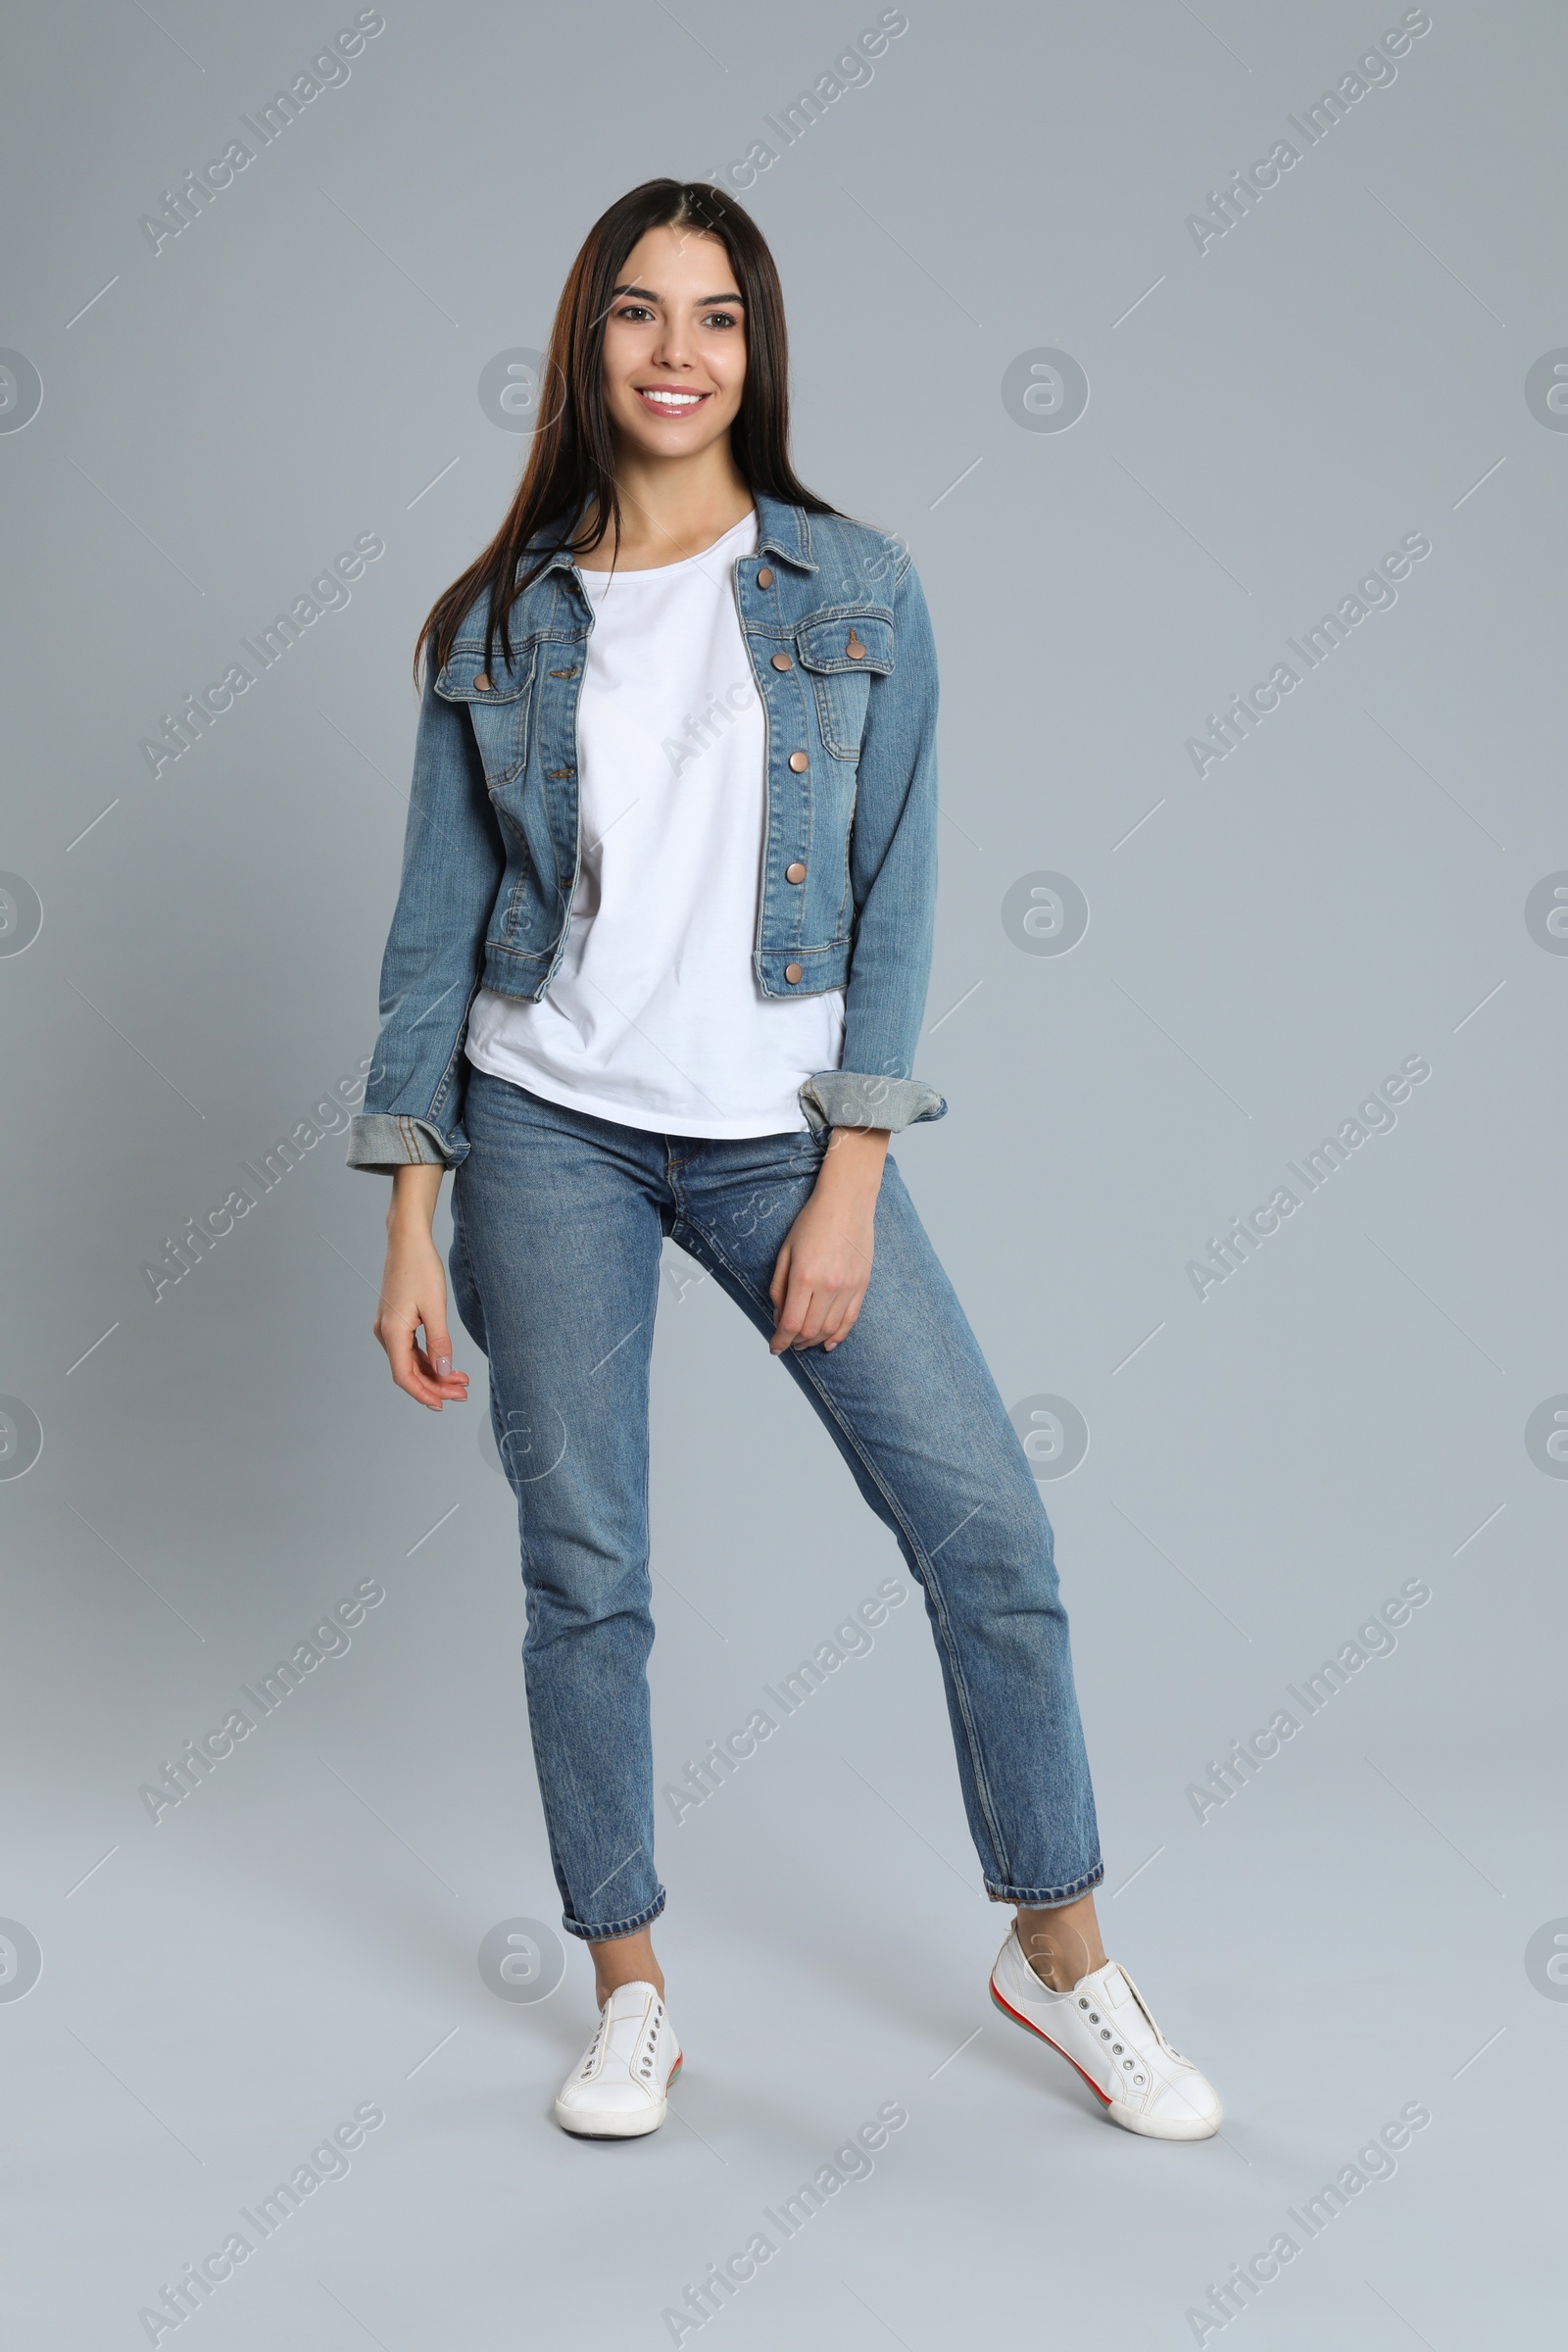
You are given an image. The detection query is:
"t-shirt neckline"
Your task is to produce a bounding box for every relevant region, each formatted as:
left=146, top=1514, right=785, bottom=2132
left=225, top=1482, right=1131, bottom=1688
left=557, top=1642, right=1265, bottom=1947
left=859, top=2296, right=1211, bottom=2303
left=578, top=509, right=758, bottom=583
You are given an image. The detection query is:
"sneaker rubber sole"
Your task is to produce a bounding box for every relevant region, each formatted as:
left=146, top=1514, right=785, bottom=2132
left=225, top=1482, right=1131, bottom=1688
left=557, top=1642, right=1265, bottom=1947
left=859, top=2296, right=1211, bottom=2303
left=554, top=2051, right=683, bottom=2139
left=989, top=1979, right=1217, bottom=2140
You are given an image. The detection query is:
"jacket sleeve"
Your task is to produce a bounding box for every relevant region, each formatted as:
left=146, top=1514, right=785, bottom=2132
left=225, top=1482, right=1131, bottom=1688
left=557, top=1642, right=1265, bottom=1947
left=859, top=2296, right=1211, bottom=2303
left=347, top=661, right=504, bottom=1174
left=798, top=553, right=947, bottom=1138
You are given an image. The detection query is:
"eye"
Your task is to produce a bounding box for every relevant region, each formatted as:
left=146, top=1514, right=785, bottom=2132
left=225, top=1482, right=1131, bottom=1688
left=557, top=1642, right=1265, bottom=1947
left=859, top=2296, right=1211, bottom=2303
left=615, top=303, right=656, bottom=323
left=702, top=311, right=741, bottom=331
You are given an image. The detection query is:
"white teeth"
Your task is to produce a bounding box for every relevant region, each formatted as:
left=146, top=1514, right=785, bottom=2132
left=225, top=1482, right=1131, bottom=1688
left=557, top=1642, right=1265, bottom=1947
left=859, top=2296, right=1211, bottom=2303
left=641, top=389, right=704, bottom=408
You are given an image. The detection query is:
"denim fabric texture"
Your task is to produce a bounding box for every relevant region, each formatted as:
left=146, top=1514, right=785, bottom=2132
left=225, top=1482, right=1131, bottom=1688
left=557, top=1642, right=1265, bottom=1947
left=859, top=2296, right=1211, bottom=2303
left=448, top=1070, right=1103, bottom=1941
left=348, top=495, right=948, bottom=1174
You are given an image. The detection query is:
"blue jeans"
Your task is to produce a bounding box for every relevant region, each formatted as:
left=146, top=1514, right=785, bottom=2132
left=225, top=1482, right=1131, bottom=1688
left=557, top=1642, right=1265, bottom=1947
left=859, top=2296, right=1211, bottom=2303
left=449, top=1069, right=1102, bottom=1941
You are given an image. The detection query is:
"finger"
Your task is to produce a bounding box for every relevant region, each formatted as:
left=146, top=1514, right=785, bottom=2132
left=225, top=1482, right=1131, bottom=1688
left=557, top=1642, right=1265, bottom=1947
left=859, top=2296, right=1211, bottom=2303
left=769, top=1269, right=815, bottom=1354
left=411, top=1338, right=470, bottom=1403
left=797, top=1297, right=842, bottom=1350
left=416, top=1313, right=469, bottom=1398
left=820, top=1287, right=865, bottom=1350
left=425, top=1313, right=456, bottom=1381
left=383, top=1312, right=465, bottom=1409
left=786, top=1271, right=832, bottom=1350
left=768, top=1240, right=792, bottom=1314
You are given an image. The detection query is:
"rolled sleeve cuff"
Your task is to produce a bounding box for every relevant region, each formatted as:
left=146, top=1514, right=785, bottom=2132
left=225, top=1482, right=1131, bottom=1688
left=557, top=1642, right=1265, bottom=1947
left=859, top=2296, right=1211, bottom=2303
left=798, top=1071, right=948, bottom=1137
left=346, top=1112, right=454, bottom=1173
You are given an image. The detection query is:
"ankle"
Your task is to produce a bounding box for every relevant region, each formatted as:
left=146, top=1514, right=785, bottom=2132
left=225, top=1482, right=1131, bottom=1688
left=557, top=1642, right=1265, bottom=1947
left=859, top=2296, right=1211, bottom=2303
left=1022, top=1945, right=1079, bottom=1993
left=587, top=1924, right=662, bottom=2008
left=1014, top=1916, right=1105, bottom=1993
left=591, top=1958, right=664, bottom=2006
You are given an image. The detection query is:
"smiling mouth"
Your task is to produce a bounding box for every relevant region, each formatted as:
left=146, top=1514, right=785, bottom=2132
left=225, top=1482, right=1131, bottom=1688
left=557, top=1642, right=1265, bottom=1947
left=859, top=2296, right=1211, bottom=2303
left=635, top=386, right=711, bottom=416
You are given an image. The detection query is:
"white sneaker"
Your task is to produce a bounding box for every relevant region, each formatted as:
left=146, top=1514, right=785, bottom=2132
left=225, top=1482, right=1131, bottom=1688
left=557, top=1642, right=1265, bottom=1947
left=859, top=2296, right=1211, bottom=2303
left=989, top=1928, right=1222, bottom=2140
left=553, top=1981, right=682, bottom=2139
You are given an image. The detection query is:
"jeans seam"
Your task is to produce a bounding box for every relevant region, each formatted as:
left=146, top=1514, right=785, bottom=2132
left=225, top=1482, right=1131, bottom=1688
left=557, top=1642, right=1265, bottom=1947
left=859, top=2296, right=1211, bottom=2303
left=452, top=1175, right=482, bottom=1337
left=457, top=1163, right=593, bottom=1930
left=678, top=1210, right=1013, bottom=1886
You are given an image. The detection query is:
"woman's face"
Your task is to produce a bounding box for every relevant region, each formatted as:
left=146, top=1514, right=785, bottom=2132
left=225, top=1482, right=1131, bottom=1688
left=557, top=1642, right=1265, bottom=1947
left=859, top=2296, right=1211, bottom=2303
left=600, top=224, right=748, bottom=459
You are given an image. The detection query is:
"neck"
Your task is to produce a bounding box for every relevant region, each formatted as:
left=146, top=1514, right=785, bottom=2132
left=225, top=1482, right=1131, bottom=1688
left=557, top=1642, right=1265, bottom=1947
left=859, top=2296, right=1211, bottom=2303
left=590, top=441, right=755, bottom=566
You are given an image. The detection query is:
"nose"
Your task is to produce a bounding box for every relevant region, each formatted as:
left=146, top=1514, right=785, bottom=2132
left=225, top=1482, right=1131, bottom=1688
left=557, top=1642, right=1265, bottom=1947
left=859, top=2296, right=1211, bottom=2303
left=648, top=318, right=695, bottom=373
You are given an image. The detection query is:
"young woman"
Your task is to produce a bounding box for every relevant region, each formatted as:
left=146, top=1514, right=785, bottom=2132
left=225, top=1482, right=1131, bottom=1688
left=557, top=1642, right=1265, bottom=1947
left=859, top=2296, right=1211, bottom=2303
left=349, top=179, right=1220, bottom=2144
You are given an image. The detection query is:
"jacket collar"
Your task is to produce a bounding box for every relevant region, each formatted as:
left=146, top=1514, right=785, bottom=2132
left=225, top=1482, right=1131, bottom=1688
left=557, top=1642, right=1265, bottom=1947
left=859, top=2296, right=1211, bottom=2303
left=753, top=492, right=816, bottom=571
left=523, top=489, right=817, bottom=579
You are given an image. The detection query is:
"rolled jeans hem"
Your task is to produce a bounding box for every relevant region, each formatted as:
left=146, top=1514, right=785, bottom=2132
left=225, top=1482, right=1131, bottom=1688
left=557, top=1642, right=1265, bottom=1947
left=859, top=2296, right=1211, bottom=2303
left=985, top=1863, right=1104, bottom=1907
left=561, top=1887, right=667, bottom=1944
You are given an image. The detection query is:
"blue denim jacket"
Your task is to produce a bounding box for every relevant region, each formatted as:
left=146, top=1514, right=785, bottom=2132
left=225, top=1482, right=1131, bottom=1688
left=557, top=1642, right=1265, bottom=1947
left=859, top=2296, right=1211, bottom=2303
left=347, top=491, right=947, bottom=1172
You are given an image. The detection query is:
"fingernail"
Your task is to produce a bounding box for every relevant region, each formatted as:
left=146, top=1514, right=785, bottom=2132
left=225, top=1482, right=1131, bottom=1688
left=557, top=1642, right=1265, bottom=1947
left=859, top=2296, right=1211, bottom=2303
left=434, top=1355, right=452, bottom=1375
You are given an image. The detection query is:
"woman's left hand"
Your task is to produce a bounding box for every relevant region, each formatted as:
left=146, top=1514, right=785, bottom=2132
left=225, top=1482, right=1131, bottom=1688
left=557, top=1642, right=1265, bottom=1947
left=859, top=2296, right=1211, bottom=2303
left=768, top=1127, right=890, bottom=1354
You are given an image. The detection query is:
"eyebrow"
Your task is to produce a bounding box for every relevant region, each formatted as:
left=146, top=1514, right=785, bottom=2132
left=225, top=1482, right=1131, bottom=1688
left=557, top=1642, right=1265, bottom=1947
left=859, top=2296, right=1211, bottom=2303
left=612, top=282, right=745, bottom=305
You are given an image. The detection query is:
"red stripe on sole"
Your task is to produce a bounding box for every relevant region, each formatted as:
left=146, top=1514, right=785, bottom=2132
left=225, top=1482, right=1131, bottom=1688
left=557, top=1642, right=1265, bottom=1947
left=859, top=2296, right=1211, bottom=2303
left=989, top=1979, right=1112, bottom=2108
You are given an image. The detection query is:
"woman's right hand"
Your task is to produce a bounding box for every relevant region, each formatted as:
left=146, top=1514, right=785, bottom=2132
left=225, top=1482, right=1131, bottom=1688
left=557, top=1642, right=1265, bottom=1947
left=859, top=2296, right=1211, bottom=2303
left=372, top=1164, right=470, bottom=1410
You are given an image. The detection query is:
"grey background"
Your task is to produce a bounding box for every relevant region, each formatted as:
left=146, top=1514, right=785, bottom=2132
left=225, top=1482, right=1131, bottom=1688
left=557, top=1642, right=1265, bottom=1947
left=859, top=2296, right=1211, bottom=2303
left=2, top=0, right=1562, bottom=2342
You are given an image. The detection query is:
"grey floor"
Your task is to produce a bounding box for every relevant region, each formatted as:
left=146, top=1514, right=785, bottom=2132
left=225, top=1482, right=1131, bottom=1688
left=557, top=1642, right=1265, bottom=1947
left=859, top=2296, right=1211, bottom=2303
left=7, top=1193, right=1560, bottom=2346
left=4, top=1, right=1565, bottom=2343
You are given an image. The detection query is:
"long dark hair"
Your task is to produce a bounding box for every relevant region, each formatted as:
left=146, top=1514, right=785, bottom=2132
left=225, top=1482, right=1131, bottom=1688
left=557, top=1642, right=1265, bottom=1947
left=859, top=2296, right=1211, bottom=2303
left=416, top=178, right=840, bottom=685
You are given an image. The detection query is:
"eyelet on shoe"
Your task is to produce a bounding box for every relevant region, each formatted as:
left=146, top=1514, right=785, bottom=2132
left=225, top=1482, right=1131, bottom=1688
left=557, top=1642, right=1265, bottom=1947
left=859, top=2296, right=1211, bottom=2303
left=1112, top=2043, right=1123, bottom=2054
left=1123, top=2059, right=1134, bottom=2070
left=1078, top=1998, right=1089, bottom=2009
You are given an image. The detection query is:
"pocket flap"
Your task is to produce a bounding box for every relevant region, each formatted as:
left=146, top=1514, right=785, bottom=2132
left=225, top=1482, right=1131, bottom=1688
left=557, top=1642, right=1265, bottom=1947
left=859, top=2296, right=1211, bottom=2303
left=435, top=639, right=539, bottom=705
left=794, top=612, right=895, bottom=675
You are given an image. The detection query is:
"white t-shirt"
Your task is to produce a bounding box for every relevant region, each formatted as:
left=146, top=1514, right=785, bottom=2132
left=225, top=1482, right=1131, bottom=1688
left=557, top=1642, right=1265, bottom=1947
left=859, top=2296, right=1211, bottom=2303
left=464, top=510, right=845, bottom=1137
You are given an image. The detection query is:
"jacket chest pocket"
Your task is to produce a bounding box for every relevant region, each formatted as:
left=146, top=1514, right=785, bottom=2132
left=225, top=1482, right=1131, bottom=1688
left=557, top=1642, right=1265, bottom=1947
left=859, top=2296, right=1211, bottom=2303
left=434, top=642, right=540, bottom=788
left=794, top=612, right=895, bottom=760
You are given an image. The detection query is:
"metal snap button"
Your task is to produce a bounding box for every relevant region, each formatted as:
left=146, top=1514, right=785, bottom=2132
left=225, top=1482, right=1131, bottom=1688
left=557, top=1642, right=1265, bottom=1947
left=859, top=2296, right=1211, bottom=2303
left=757, top=566, right=774, bottom=588
left=788, top=751, right=808, bottom=771
left=771, top=652, right=793, bottom=671
left=473, top=673, right=491, bottom=692
left=785, top=861, right=807, bottom=883
left=846, top=630, right=865, bottom=660
left=784, top=961, right=804, bottom=982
